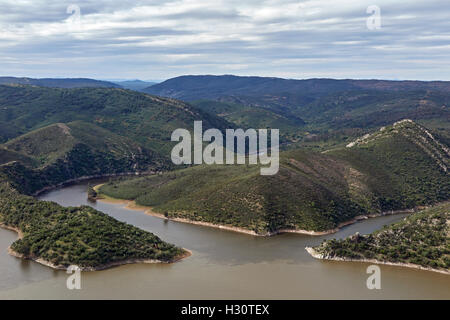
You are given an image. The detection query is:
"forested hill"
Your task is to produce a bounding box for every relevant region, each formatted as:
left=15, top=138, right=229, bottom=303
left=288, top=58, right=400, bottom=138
left=310, top=202, right=449, bottom=273
left=0, top=179, right=187, bottom=270
left=144, top=75, right=450, bottom=101
left=144, top=76, right=450, bottom=144
left=98, top=120, right=449, bottom=235
left=0, top=121, right=171, bottom=195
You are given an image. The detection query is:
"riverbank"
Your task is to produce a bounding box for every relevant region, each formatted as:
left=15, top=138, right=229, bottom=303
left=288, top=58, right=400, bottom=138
left=305, top=247, right=450, bottom=275
left=94, top=183, right=419, bottom=237
left=0, top=222, right=191, bottom=271
left=32, top=171, right=154, bottom=197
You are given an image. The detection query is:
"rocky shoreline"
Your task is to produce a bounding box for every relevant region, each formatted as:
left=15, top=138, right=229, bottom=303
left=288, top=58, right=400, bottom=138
left=1, top=181, right=192, bottom=271
left=305, top=247, right=450, bottom=275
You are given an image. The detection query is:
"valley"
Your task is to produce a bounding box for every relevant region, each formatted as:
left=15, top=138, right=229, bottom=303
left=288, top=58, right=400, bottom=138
left=0, top=76, right=448, bottom=283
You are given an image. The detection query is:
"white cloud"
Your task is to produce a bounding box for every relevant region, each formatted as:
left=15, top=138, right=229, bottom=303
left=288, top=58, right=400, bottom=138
left=0, top=0, right=448, bottom=80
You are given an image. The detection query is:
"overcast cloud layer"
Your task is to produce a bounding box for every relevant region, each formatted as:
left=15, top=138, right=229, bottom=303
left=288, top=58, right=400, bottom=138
left=0, top=0, right=449, bottom=80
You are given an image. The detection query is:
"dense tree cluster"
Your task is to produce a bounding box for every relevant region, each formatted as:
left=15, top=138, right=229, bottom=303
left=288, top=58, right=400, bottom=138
left=316, top=202, right=449, bottom=270
left=0, top=183, right=184, bottom=268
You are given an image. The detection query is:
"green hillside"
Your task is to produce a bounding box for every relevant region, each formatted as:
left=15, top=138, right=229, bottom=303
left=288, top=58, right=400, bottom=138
left=0, top=120, right=190, bottom=269
left=0, top=148, right=36, bottom=167
left=145, top=76, right=450, bottom=130
left=0, top=182, right=186, bottom=269
left=98, top=120, right=449, bottom=234
left=310, top=202, right=449, bottom=272
left=297, top=90, right=450, bottom=131
left=163, top=77, right=450, bottom=149
left=0, top=77, right=120, bottom=89
left=0, top=85, right=231, bottom=154
left=0, top=121, right=171, bottom=195
left=191, top=100, right=304, bottom=143
left=328, top=120, right=449, bottom=209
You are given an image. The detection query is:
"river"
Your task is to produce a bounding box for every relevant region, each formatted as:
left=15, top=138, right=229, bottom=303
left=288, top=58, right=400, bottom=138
left=0, top=180, right=448, bottom=299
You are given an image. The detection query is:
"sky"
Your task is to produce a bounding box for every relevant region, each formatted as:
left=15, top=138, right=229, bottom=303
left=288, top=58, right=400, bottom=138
left=0, top=0, right=449, bottom=81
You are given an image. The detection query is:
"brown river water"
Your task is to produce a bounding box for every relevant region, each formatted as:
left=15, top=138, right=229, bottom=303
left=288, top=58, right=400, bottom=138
left=0, top=180, right=448, bottom=299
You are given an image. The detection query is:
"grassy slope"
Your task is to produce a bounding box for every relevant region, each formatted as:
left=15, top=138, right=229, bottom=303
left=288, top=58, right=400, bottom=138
left=313, top=202, right=449, bottom=271
left=98, top=121, right=449, bottom=234
left=0, top=86, right=237, bottom=269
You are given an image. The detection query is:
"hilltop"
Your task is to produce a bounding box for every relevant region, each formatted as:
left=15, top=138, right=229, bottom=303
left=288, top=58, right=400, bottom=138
left=0, top=120, right=192, bottom=270
left=98, top=120, right=449, bottom=235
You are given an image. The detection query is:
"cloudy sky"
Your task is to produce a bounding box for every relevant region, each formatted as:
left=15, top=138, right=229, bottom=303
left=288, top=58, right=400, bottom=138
left=0, top=0, right=449, bottom=81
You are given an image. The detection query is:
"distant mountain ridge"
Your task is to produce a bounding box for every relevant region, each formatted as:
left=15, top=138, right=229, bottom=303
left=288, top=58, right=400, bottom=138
left=144, top=75, right=450, bottom=101
left=0, top=76, right=120, bottom=88
left=0, top=121, right=171, bottom=195
left=145, top=75, right=450, bottom=147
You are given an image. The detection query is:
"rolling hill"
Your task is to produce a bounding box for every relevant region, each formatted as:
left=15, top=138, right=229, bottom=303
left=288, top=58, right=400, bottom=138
left=144, top=75, right=450, bottom=101
left=145, top=76, right=450, bottom=148
left=98, top=120, right=449, bottom=235
left=113, top=80, right=157, bottom=91
left=0, top=84, right=232, bottom=154
left=0, top=179, right=187, bottom=270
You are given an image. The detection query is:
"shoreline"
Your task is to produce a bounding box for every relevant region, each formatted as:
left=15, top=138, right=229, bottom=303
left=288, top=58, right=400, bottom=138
left=94, top=184, right=418, bottom=237
left=0, top=222, right=191, bottom=272
left=305, top=247, right=450, bottom=275
left=93, top=191, right=325, bottom=236
left=32, top=171, right=155, bottom=197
